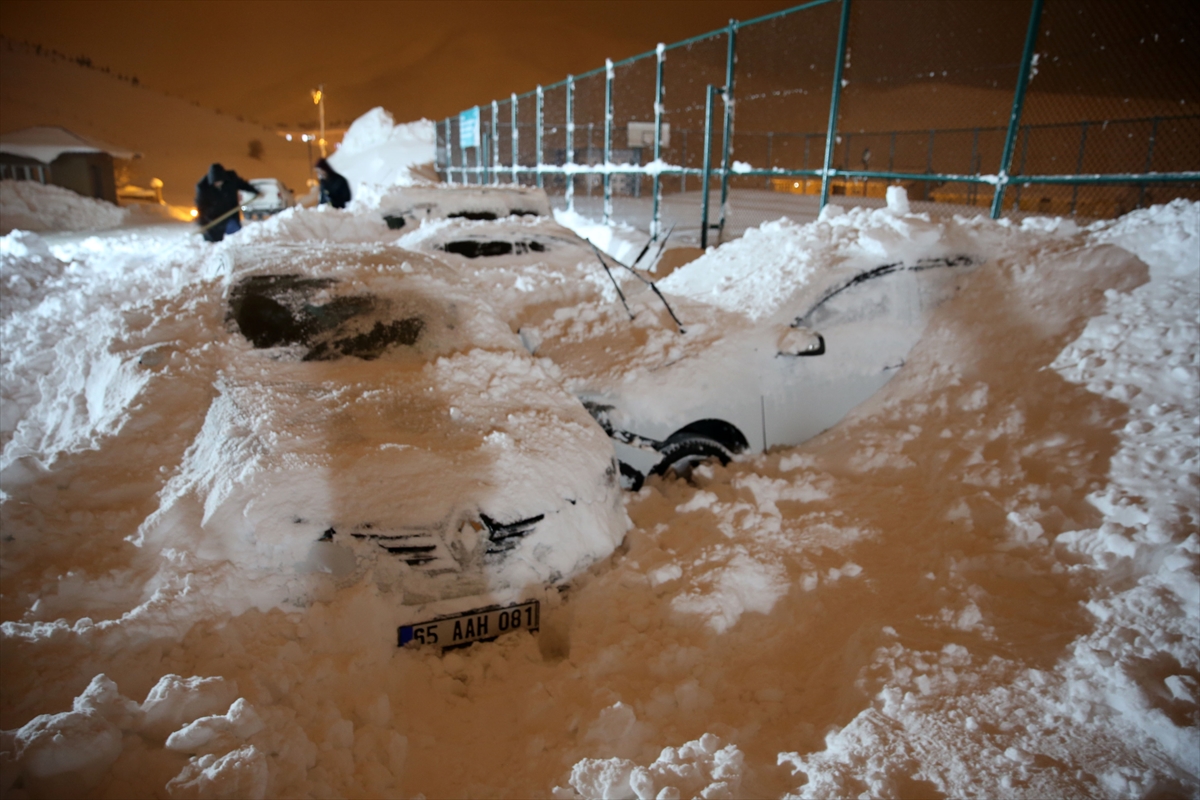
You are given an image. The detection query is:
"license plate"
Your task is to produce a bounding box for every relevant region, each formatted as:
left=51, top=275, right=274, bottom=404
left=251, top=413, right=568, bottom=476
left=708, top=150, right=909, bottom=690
left=398, top=600, right=539, bottom=648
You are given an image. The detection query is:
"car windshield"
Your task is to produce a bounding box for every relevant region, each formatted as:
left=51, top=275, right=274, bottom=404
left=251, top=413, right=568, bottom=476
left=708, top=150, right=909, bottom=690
left=228, top=274, right=435, bottom=361
left=441, top=239, right=546, bottom=258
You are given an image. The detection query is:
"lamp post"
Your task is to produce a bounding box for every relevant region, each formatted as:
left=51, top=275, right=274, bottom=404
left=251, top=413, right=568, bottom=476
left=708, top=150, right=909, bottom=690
left=311, top=86, right=326, bottom=158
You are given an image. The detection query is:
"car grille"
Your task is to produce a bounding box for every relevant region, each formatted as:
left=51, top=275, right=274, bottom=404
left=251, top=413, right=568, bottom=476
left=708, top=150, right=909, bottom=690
left=323, top=511, right=545, bottom=569
left=348, top=530, right=455, bottom=569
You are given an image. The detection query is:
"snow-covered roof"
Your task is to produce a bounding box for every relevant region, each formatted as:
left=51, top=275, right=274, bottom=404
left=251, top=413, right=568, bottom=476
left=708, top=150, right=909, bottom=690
left=0, top=125, right=139, bottom=163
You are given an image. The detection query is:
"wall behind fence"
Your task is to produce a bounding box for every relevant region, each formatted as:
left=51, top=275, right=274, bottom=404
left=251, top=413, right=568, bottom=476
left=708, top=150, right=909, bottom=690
left=437, top=0, right=1200, bottom=238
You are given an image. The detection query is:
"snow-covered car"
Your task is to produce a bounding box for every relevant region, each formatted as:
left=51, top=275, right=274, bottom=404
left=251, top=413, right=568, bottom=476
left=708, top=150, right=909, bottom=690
left=568, top=252, right=981, bottom=483
left=379, top=185, right=551, bottom=230
left=241, top=178, right=295, bottom=221
left=407, top=212, right=980, bottom=487
left=400, top=215, right=636, bottom=330
left=138, top=245, right=626, bottom=647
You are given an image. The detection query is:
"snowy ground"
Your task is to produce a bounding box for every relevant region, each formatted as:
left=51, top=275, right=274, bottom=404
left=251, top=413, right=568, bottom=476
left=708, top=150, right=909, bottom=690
left=0, top=183, right=1197, bottom=799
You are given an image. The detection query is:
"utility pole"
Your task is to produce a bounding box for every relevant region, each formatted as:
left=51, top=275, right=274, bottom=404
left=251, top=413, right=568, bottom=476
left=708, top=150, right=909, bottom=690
left=312, top=85, right=326, bottom=158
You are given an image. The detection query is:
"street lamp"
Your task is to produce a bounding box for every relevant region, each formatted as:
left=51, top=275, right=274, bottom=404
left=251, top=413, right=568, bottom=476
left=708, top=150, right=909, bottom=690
left=311, top=86, right=326, bottom=158
left=301, top=134, right=314, bottom=176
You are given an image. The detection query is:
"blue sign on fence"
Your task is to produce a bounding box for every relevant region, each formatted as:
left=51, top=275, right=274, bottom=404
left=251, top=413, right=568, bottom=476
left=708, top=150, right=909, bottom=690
left=459, top=107, right=480, bottom=149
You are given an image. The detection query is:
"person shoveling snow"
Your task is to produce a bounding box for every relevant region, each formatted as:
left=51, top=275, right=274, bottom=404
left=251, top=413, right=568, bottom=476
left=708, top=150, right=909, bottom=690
left=194, top=163, right=259, bottom=243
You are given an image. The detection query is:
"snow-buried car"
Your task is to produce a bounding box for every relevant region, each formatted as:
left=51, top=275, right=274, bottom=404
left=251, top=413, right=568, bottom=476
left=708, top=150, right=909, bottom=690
left=378, top=185, right=551, bottom=230
left=137, top=245, right=626, bottom=647
left=407, top=210, right=982, bottom=486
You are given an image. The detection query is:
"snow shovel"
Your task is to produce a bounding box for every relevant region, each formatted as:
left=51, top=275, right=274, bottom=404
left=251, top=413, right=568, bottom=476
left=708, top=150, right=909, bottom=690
left=194, top=204, right=244, bottom=237
left=194, top=192, right=261, bottom=237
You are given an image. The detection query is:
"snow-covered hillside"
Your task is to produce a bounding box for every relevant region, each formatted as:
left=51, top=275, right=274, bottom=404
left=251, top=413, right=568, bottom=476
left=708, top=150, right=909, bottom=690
left=1, top=41, right=311, bottom=207
left=0, top=193, right=1197, bottom=798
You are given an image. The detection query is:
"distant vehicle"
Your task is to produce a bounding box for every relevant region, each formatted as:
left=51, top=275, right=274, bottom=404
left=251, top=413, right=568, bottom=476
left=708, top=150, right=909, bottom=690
left=378, top=185, right=551, bottom=230
left=139, top=245, right=626, bottom=649
left=241, top=178, right=295, bottom=221
left=116, top=177, right=164, bottom=205
left=410, top=211, right=981, bottom=488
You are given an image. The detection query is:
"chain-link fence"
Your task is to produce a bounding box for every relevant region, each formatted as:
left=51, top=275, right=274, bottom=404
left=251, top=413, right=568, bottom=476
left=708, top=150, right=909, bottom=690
left=438, top=0, right=1200, bottom=244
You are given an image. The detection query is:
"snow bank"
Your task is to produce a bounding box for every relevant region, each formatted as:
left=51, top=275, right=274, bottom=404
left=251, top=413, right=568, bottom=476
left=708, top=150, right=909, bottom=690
left=0, top=195, right=1196, bottom=799
left=554, top=207, right=647, bottom=268
left=657, top=195, right=963, bottom=321
left=327, top=107, right=436, bottom=205
left=0, top=179, right=128, bottom=235
left=0, top=230, right=69, bottom=320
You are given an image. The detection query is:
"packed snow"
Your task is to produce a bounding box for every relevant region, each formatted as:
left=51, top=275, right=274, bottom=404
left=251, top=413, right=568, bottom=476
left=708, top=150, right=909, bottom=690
left=0, top=161, right=1197, bottom=800
left=0, top=180, right=128, bottom=235
left=327, top=108, right=436, bottom=199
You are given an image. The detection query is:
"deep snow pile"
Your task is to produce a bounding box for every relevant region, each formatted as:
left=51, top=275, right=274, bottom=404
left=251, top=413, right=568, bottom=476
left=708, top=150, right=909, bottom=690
left=327, top=108, right=437, bottom=208
left=0, top=196, right=1196, bottom=799
left=0, top=180, right=128, bottom=235
left=655, top=191, right=949, bottom=322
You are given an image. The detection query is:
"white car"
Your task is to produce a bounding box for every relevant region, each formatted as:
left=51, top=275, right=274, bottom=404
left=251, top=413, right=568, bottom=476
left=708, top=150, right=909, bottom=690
left=138, top=244, right=626, bottom=648
left=242, top=178, right=295, bottom=221
left=569, top=252, right=981, bottom=484
left=406, top=211, right=980, bottom=488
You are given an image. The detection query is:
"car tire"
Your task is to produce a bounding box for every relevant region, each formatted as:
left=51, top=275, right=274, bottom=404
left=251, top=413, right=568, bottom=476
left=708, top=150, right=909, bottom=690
left=651, top=436, right=732, bottom=482
left=618, top=461, right=644, bottom=492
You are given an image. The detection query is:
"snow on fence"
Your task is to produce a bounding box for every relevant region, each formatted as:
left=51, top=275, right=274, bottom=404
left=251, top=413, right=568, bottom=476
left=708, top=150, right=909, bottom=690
left=436, top=0, right=1200, bottom=243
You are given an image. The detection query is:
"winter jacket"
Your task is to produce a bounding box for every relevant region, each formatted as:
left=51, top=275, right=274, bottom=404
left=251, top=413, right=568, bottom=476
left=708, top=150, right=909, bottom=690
left=195, top=163, right=258, bottom=227
left=316, top=159, right=351, bottom=209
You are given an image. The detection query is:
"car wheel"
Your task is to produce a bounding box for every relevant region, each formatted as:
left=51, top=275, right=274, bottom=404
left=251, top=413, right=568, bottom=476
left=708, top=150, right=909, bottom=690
left=618, top=461, right=644, bottom=492
left=651, top=436, right=732, bottom=482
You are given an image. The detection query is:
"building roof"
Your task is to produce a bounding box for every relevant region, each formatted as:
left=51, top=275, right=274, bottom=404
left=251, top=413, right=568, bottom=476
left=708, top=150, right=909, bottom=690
left=0, top=126, right=139, bottom=163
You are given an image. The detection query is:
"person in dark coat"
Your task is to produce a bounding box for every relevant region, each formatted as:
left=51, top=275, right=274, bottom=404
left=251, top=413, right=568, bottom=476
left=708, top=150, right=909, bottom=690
left=315, top=158, right=351, bottom=209
left=195, top=163, right=258, bottom=242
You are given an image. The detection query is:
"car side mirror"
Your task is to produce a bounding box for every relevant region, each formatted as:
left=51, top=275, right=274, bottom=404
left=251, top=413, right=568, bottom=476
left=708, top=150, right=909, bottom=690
left=777, top=326, right=825, bottom=357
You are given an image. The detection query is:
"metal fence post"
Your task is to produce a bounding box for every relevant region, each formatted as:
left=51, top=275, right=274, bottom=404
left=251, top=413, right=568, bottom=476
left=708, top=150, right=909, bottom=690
left=449, top=117, right=459, bottom=185
left=969, top=128, right=980, bottom=204
left=566, top=75, right=576, bottom=212
left=701, top=85, right=721, bottom=250
left=681, top=130, right=688, bottom=192
left=1070, top=121, right=1088, bottom=214
left=492, top=100, right=500, bottom=185
left=1139, top=117, right=1159, bottom=208
left=536, top=85, right=544, bottom=189
left=717, top=20, right=738, bottom=240
left=438, top=119, right=446, bottom=182
left=821, top=0, right=852, bottom=208
left=604, top=59, right=614, bottom=224
left=804, top=134, right=811, bottom=191
left=991, top=0, right=1044, bottom=219
left=444, top=117, right=453, bottom=185
left=766, top=131, right=773, bottom=189
left=652, top=44, right=665, bottom=240
left=511, top=93, right=519, bottom=185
